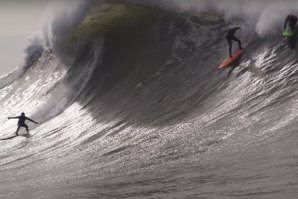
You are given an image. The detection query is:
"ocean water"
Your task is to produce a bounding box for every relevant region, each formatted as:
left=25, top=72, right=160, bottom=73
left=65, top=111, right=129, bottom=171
left=0, top=1, right=298, bottom=198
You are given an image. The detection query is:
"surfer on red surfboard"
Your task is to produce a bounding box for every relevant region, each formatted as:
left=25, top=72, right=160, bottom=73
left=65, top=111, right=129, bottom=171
left=226, top=26, right=243, bottom=58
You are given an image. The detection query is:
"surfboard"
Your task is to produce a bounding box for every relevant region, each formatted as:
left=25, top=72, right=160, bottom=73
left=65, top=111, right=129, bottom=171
left=0, top=134, right=30, bottom=140
left=218, top=48, right=243, bottom=69
left=283, top=23, right=294, bottom=37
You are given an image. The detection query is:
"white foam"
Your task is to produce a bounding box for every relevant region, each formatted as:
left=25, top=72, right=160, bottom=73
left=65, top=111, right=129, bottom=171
left=131, top=0, right=298, bottom=37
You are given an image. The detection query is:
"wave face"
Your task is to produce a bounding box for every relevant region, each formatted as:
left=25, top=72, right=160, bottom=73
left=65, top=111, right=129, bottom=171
left=0, top=1, right=298, bottom=198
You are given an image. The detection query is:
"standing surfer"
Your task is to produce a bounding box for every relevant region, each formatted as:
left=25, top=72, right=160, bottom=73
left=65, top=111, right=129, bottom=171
left=226, top=26, right=243, bottom=57
left=284, top=15, right=297, bottom=33
left=8, top=112, right=38, bottom=135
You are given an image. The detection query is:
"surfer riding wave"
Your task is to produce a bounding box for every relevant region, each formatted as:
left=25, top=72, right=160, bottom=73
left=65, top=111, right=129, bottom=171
left=284, top=14, right=297, bottom=32
left=226, top=26, right=243, bottom=57
left=8, top=112, right=38, bottom=136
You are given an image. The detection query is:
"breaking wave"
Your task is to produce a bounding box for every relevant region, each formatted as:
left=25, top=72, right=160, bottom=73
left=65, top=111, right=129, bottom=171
left=0, top=1, right=298, bottom=198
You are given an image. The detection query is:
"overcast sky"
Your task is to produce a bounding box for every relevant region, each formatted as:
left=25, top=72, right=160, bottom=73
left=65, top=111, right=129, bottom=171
left=0, top=1, right=48, bottom=76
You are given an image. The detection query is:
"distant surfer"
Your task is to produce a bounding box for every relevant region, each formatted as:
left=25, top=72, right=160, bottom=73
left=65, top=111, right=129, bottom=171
left=284, top=15, right=297, bottom=33
left=226, top=26, right=243, bottom=57
left=8, top=112, right=38, bottom=135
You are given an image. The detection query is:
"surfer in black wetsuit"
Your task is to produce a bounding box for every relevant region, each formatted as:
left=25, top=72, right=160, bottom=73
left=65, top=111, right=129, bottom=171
left=226, top=26, right=243, bottom=57
left=284, top=15, right=297, bottom=32
left=8, top=112, right=38, bottom=135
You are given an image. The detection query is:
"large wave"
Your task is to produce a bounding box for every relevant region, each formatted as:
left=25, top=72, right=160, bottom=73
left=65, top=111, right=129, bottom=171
left=0, top=1, right=298, bottom=198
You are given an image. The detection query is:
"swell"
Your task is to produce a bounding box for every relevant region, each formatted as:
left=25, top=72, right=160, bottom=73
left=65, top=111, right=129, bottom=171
left=68, top=3, right=230, bottom=127
left=64, top=2, right=298, bottom=143
left=0, top=2, right=235, bottom=127
left=4, top=1, right=297, bottom=131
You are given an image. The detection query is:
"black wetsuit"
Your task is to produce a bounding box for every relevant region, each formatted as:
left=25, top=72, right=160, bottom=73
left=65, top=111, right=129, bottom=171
left=17, top=115, right=29, bottom=128
left=226, top=27, right=242, bottom=57
left=9, top=115, right=37, bottom=135
left=284, top=15, right=297, bottom=31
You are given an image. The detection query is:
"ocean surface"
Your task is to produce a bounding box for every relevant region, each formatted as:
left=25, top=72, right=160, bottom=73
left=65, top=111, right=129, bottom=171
left=0, top=1, right=298, bottom=198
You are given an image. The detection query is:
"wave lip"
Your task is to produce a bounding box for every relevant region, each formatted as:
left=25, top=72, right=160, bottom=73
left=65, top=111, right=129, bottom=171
left=77, top=3, right=156, bottom=37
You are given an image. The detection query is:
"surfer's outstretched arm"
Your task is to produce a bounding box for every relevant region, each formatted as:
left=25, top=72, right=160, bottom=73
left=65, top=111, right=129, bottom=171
left=8, top=117, right=20, bottom=119
left=26, top=117, right=38, bottom=124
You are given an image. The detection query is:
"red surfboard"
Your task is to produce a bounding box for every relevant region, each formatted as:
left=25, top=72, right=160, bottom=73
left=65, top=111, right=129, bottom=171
left=218, top=48, right=244, bottom=69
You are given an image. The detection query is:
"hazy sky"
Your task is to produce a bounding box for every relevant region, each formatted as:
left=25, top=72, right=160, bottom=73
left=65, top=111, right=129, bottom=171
left=0, top=1, right=48, bottom=76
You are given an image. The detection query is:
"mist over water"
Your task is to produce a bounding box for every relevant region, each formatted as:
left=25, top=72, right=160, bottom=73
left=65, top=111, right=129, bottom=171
left=139, top=0, right=298, bottom=36
left=0, top=1, right=297, bottom=198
